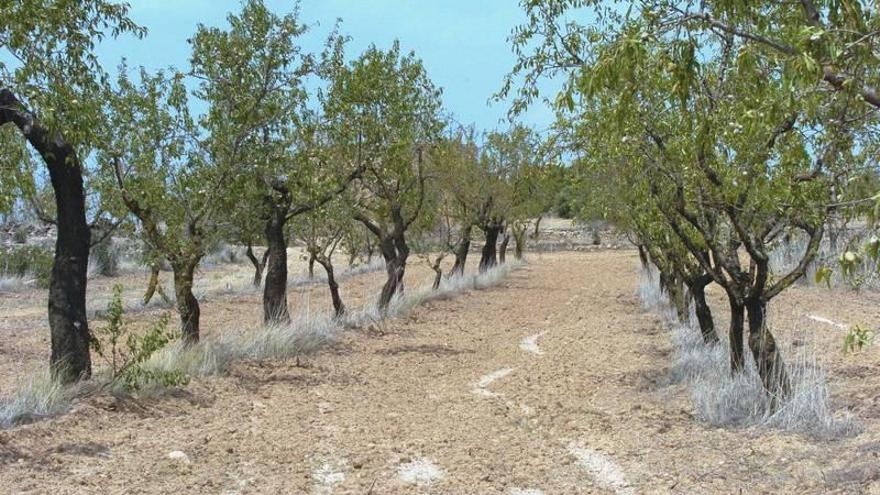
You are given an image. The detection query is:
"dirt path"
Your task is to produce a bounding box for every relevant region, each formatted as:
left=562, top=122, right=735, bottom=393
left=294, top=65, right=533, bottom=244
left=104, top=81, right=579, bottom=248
left=0, top=252, right=877, bottom=494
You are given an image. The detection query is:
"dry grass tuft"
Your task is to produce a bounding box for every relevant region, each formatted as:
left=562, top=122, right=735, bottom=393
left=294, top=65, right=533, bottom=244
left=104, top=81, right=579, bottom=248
left=638, top=268, right=859, bottom=439
left=0, top=372, right=81, bottom=428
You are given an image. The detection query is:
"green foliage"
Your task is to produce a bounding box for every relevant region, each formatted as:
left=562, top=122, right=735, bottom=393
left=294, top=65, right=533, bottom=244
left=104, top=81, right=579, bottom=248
left=838, top=250, right=868, bottom=289
left=324, top=41, right=444, bottom=237
left=501, top=0, right=877, bottom=314
left=90, top=285, right=187, bottom=391
left=0, top=244, right=53, bottom=287
left=0, top=0, right=146, bottom=148
left=843, top=324, right=874, bottom=354
left=866, top=236, right=880, bottom=261
left=814, top=265, right=834, bottom=289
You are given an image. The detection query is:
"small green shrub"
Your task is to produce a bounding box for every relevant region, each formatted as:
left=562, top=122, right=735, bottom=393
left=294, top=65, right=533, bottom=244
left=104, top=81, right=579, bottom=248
left=843, top=324, right=874, bottom=354
left=814, top=265, right=833, bottom=288
left=0, top=245, right=53, bottom=288
left=91, top=285, right=188, bottom=391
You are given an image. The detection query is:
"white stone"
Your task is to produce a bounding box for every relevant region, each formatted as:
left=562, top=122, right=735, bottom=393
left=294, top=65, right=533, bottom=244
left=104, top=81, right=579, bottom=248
left=397, top=457, right=443, bottom=485
left=168, top=450, right=191, bottom=464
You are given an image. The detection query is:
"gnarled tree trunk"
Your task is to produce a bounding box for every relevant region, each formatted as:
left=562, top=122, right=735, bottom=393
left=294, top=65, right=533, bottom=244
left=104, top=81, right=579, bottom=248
left=450, top=224, right=472, bottom=276
left=499, top=232, right=510, bottom=264
left=637, top=245, right=650, bottom=271
left=143, top=262, right=161, bottom=305
left=378, top=232, right=409, bottom=311
left=429, top=253, right=445, bottom=290
left=513, top=229, right=526, bottom=260
left=263, top=206, right=290, bottom=324
left=379, top=255, right=406, bottom=310
left=245, top=242, right=263, bottom=287
left=308, top=251, right=316, bottom=279
left=479, top=223, right=502, bottom=272
left=688, top=278, right=718, bottom=344
left=1, top=88, right=91, bottom=383
left=172, top=259, right=200, bottom=343
left=659, top=270, right=688, bottom=323
left=728, top=294, right=746, bottom=373
left=746, top=298, right=791, bottom=402
left=531, top=214, right=542, bottom=240
left=315, top=254, right=345, bottom=317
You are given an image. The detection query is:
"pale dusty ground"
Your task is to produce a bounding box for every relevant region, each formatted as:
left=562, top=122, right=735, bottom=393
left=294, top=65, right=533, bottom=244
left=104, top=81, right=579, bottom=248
left=0, top=249, right=879, bottom=494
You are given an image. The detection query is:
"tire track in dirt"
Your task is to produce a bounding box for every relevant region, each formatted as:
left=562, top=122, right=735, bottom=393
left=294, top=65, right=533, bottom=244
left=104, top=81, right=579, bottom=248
left=473, top=367, right=515, bottom=397
left=807, top=314, right=848, bottom=330
left=473, top=364, right=634, bottom=494
left=471, top=283, right=635, bottom=495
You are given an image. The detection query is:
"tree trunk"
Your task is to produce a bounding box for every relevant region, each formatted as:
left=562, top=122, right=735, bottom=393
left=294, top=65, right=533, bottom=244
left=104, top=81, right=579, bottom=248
left=90, top=219, right=117, bottom=277
left=365, top=232, right=375, bottom=263
left=658, top=267, right=670, bottom=295
left=315, top=255, right=345, bottom=317
left=728, top=294, right=746, bottom=373
left=531, top=214, right=542, bottom=240
left=637, top=245, right=650, bottom=271
left=746, top=298, right=791, bottom=402
left=664, top=272, right=689, bottom=323
left=263, top=208, right=290, bottom=324
left=260, top=247, right=270, bottom=271
left=376, top=230, right=409, bottom=311
left=245, top=242, right=263, bottom=287
left=379, top=254, right=406, bottom=311
left=513, top=230, right=526, bottom=259
left=308, top=251, right=316, bottom=279
left=143, top=262, right=161, bottom=305
left=1, top=88, right=92, bottom=383
left=432, top=262, right=443, bottom=290
left=479, top=224, right=501, bottom=273
left=450, top=224, right=472, bottom=276
left=47, top=146, right=92, bottom=382
left=172, top=260, right=200, bottom=343
left=499, top=232, right=510, bottom=264
left=690, top=280, right=719, bottom=344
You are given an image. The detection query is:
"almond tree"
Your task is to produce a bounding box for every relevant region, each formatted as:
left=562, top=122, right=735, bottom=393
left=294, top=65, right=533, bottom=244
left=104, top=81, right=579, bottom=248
left=323, top=42, right=444, bottom=310
left=101, top=69, right=218, bottom=343
left=0, top=0, right=144, bottom=382
left=189, top=0, right=311, bottom=326
left=295, top=194, right=355, bottom=318
left=433, top=126, right=483, bottom=275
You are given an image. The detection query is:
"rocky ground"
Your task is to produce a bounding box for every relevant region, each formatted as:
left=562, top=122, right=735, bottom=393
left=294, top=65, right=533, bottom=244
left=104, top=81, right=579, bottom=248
left=0, top=247, right=877, bottom=493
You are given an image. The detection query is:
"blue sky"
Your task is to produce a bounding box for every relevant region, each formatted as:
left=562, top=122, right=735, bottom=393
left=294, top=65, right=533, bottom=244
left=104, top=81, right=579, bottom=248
left=96, top=0, right=558, bottom=133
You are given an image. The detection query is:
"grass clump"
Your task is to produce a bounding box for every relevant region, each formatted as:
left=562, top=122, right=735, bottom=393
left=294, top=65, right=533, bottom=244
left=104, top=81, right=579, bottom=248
left=0, top=372, right=77, bottom=428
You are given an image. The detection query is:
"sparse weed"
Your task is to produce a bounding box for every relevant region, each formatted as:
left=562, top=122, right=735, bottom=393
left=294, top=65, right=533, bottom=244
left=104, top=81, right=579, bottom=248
left=842, top=324, right=874, bottom=354
left=90, top=285, right=187, bottom=392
